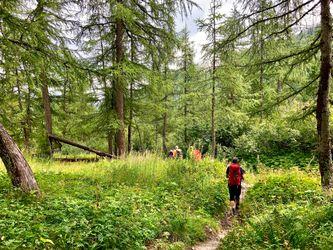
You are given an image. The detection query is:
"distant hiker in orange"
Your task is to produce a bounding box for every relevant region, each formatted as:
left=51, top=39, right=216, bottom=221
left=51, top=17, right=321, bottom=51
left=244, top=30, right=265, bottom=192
left=192, top=148, right=202, bottom=161
left=226, top=157, right=245, bottom=214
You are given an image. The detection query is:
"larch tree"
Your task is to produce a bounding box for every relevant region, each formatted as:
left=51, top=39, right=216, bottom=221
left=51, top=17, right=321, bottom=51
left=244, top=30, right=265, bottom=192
left=179, top=27, right=194, bottom=146
left=219, top=0, right=332, bottom=188
left=80, top=0, right=197, bottom=156
left=197, top=0, right=223, bottom=157
left=0, top=0, right=93, bottom=193
left=0, top=1, right=39, bottom=191
left=317, top=0, right=332, bottom=188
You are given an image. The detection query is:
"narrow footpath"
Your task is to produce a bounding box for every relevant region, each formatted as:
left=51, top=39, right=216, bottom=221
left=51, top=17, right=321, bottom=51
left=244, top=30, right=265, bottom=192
left=192, top=183, right=250, bottom=250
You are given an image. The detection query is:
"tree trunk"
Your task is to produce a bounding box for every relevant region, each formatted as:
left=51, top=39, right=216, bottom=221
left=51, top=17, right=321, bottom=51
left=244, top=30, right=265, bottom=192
left=162, top=108, right=167, bottom=153
left=136, top=124, right=143, bottom=151
left=41, top=75, right=52, bottom=136
left=184, top=85, right=188, bottom=145
left=259, top=16, right=264, bottom=119
left=98, top=21, right=114, bottom=155
left=23, top=65, right=32, bottom=151
left=41, top=68, right=53, bottom=156
left=24, top=84, right=32, bottom=150
left=62, top=75, right=68, bottom=136
left=108, top=132, right=114, bottom=155
left=48, top=134, right=113, bottom=158
left=184, top=33, right=189, bottom=146
left=15, top=70, right=28, bottom=149
left=316, top=0, right=333, bottom=189
left=155, top=123, right=158, bottom=148
left=114, top=0, right=125, bottom=156
left=211, top=1, right=217, bottom=158
left=0, top=123, right=40, bottom=195
left=259, top=0, right=265, bottom=120
left=162, top=64, right=168, bottom=153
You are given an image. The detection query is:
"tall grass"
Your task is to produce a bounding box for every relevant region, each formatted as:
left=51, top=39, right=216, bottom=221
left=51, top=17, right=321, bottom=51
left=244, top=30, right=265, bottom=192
left=0, top=154, right=229, bottom=249
left=219, top=169, right=332, bottom=250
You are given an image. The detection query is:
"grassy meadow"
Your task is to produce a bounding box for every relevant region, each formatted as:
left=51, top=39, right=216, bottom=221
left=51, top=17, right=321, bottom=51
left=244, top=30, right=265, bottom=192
left=0, top=154, right=230, bottom=249
left=1, top=154, right=332, bottom=249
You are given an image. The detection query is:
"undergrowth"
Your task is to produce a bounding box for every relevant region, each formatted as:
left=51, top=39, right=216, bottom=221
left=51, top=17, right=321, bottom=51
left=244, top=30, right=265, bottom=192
left=219, top=169, right=332, bottom=250
left=0, top=155, right=228, bottom=249
left=246, top=151, right=317, bottom=169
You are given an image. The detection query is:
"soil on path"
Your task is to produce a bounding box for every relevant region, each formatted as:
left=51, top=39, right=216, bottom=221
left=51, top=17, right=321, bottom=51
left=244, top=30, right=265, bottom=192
left=192, top=183, right=250, bottom=250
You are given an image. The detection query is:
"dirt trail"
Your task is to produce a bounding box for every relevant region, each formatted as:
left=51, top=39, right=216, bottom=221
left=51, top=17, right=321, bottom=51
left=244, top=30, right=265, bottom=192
left=192, top=183, right=250, bottom=250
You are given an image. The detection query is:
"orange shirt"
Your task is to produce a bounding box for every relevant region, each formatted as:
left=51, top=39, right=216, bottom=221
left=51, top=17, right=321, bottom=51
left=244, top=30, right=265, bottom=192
left=193, top=149, right=202, bottom=161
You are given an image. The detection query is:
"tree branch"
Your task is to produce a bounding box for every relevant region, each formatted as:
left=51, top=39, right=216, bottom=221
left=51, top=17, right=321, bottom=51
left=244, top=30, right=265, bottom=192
left=220, top=0, right=317, bottom=48
left=251, top=75, right=319, bottom=115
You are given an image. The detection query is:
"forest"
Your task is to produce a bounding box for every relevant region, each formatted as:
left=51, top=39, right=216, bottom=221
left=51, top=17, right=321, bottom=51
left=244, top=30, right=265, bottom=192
left=0, top=0, right=332, bottom=249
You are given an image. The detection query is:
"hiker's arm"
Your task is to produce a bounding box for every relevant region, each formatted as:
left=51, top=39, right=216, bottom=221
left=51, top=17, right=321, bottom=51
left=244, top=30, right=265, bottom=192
left=226, top=166, right=229, bottom=178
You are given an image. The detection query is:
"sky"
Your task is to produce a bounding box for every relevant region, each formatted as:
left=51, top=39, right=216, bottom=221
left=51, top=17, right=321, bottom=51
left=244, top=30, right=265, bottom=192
left=175, top=0, right=234, bottom=64
left=175, top=0, right=322, bottom=65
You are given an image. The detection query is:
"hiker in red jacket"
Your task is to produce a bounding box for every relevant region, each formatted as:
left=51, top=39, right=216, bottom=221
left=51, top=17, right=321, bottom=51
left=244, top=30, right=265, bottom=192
left=226, top=157, right=245, bottom=214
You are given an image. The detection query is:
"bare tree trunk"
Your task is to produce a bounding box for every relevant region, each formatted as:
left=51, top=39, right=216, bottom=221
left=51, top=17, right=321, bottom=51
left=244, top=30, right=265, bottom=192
left=114, top=0, right=125, bottom=156
left=98, top=20, right=115, bottom=155
left=0, top=123, right=40, bottom=195
left=41, top=74, right=52, bottom=135
left=317, top=0, right=333, bottom=189
left=184, top=85, right=188, bottom=145
left=184, top=32, right=189, bottom=146
left=162, top=64, right=168, bottom=153
left=258, top=0, right=265, bottom=120
left=136, top=124, right=143, bottom=151
left=259, top=32, right=264, bottom=119
left=162, top=106, right=167, bottom=153
left=23, top=65, right=32, bottom=150
left=25, top=85, right=32, bottom=150
left=40, top=68, right=53, bottom=156
left=155, top=123, right=158, bottom=148
left=108, top=132, right=114, bottom=155
left=48, top=134, right=113, bottom=158
left=15, top=69, right=28, bottom=149
left=211, top=0, right=217, bottom=158
left=62, top=75, right=68, bottom=136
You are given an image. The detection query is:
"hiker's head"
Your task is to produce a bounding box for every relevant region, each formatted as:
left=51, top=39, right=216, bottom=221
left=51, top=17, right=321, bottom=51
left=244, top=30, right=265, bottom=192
left=232, top=157, right=238, bottom=163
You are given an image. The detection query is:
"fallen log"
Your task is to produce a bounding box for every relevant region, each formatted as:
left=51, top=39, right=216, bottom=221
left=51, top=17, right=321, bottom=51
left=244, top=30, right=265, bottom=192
left=53, top=157, right=100, bottom=163
left=48, top=134, right=113, bottom=159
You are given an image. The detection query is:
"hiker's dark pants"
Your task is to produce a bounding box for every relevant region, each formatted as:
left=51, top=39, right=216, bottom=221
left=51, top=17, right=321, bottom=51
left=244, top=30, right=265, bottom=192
left=228, top=185, right=241, bottom=203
